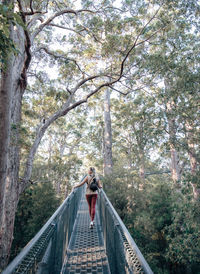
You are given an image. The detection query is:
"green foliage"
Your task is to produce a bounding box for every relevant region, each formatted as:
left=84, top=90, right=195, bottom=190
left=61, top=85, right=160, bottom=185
left=165, top=198, right=200, bottom=270
left=10, top=182, right=60, bottom=261
left=5, top=0, right=199, bottom=272
left=104, top=167, right=200, bottom=273
left=103, top=167, right=131, bottom=220
left=28, top=182, right=60, bottom=232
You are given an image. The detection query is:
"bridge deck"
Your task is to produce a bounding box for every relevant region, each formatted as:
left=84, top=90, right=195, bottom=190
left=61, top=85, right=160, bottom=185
left=61, top=195, right=110, bottom=274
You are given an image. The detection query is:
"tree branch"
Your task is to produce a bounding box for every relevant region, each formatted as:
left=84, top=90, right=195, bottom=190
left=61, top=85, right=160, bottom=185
left=27, top=15, right=44, bottom=29
left=49, top=23, right=85, bottom=36
left=21, top=5, right=165, bottom=192
left=76, top=22, right=102, bottom=43
left=71, top=74, right=109, bottom=94
left=24, top=10, right=46, bottom=15
left=30, top=0, right=34, bottom=14
left=35, top=46, right=87, bottom=76
left=118, top=7, right=164, bottom=81
left=32, top=8, right=95, bottom=40
left=17, top=0, right=32, bottom=90
left=109, top=84, right=147, bottom=96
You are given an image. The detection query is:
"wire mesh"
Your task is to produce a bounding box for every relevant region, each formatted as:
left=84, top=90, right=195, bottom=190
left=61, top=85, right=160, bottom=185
left=3, top=180, right=153, bottom=274
left=2, top=185, right=84, bottom=274
left=97, top=190, right=153, bottom=274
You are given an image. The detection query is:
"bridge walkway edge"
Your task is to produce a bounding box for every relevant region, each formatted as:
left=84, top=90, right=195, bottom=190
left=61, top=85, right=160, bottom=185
left=61, top=193, right=111, bottom=274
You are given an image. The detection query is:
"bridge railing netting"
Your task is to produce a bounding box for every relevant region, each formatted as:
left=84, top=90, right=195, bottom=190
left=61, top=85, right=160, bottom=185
left=2, top=184, right=84, bottom=274
left=98, top=189, right=153, bottom=274
left=3, top=179, right=153, bottom=274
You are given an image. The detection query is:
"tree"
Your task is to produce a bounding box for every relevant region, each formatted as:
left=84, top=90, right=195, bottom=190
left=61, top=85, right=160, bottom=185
left=10, top=181, right=60, bottom=260
left=112, top=92, right=159, bottom=189
left=0, top=0, right=179, bottom=268
left=103, top=89, right=113, bottom=175
left=164, top=78, right=181, bottom=185
left=140, top=0, right=200, bottom=196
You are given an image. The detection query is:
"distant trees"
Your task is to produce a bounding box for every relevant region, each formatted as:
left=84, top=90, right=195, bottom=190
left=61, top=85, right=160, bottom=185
left=103, top=89, right=113, bottom=175
left=10, top=181, right=60, bottom=261
left=0, top=0, right=199, bottom=271
left=103, top=167, right=200, bottom=273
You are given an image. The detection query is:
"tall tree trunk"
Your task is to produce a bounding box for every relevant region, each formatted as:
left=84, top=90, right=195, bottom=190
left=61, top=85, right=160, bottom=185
left=0, top=14, right=28, bottom=268
left=0, top=31, right=14, bottom=227
left=138, top=149, right=145, bottom=190
left=132, top=122, right=146, bottom=190
left=166, top=101, right=181, bottom=184
left=186, top=121, right=199, bottom=200
left=103, top=89, right=113, bottom=175
left=0, top=1, right=17, bottom=270
left=47, top=135, right=52, bottom=181
left=0, top=67, right=25, bottom=271
left=165, top=79, right=181, bottom=185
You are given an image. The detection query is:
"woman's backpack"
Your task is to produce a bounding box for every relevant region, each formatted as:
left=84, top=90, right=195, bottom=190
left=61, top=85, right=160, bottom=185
left=89, top=177, right=98, bottom=191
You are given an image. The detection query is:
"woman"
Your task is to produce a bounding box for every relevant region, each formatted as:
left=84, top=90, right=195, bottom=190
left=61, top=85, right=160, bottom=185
left=74, top=167, right=102, bottom=228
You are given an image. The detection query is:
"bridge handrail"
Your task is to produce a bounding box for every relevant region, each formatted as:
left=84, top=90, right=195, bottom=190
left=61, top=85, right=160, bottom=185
left=99, top=189, right=153, bottom=274
left=3, top=177, right=85, bottom=274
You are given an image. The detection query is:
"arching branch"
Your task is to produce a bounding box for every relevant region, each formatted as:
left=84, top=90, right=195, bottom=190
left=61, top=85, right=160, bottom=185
left=21, top=4, right=165, bottom=192
left=32, top=8, right=95, bottom=40
left=48, top=23, right=85, bottom=37
left=35, top=46, right=86, bottom=76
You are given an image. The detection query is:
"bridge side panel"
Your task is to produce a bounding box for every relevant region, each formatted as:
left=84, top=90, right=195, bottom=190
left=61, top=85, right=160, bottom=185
left=51, top=189, right=83, bottom=273
left=98, top=194, right=127, bottom=274
left=2, top=186, right=83, bottom=274
left=97, top=190, right=153, bottom=274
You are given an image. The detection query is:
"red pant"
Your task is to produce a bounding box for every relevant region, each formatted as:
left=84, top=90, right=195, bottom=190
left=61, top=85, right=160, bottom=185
left=86, top=194, right=97, bottom=221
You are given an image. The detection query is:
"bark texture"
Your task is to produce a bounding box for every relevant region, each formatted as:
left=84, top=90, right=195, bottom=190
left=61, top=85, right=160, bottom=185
left=103, top=89, right=113, bottom=175
left=0, top=1, right=15, bottom=269
left=167, top=102, right=181, bottom=183
left=186, top=121, right=199, bottom=200
left=165, top=79, right=181, bottom=185
left=132, top=121, right=146, bottom=190
left=138, top=149, right=145, bottom=190
left=0, top=4, right=27, bottom=268
left=0, top=48, right=13, bottom=225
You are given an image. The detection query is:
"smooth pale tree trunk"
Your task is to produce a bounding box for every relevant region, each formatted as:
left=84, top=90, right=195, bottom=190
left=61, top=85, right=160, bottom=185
left=167, top=101, right=181, bottom=183
left=56, top=138, right=67, bottom=196
left=47, top=135, right=53, bottom=181
left=65, top=179, right=69, bottom=198
left=165, top=79, right=181, bottom=185
left=103, top=89, right=113, bottom=175
left=132, top=122, right=146, bottom=190
left=186, top=121, right=199, bottom=200
left=138, top=149, right=145, bottom=190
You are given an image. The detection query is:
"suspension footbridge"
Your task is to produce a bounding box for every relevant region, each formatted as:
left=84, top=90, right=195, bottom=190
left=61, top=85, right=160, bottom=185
left=3, top=183, right=153, bottom=274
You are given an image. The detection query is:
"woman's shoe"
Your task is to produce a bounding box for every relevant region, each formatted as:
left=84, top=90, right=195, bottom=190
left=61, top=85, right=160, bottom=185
left=90, top=221, right=94, bottom=229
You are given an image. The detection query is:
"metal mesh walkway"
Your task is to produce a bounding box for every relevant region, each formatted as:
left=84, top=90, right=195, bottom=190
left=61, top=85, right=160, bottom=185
left=61, top=195, right=111, bottom=274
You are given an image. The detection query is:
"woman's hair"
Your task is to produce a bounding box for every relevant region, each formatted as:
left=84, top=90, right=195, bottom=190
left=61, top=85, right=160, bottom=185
left=89, top=167, right=96, bottom=176
left=89, top=167, right=99, bottom=181
left=89, top=167, right=99, bottom=180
